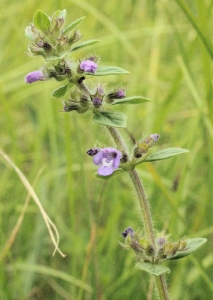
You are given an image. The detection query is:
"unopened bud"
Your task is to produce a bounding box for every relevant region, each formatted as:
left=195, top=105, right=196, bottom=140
left=93, top=97, right=102, bottom=108
left=25, top=70, right=46, bottom=83
left=121, top=227, right=135, bottom=238
left=106, top=88, right=126, bottom=103
left=133, top=134, right=160, bottom=158
left=87, top=148, right=100, bottom=156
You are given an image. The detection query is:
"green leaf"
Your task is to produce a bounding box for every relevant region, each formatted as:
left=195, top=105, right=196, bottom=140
left=91, top=66, right=129, bottom=76
left=64, top=16, right=85, bottom=35
left=92, top=111, right=127, bottom=128
left=136, top=262, right=170, bottom=276
left=166, top=238, right=207, bottom=261
left=71, top=39, right=101, bottom=51
left=52, top=84, right=70, bottom=98
left=52, top=10, right=61, bottom=19
left=59, top=9, right=67, bottom=19
left=95, top=169, right=124, bottom=180
left=45, top=51, right=70, bottom=61
left=111, top=96, right=150, bottom=106
left=142, top=148, right=189, bottom=163
left=25, top=27, right=35, bottom=41
left=33, top=10, right=50, bottom=33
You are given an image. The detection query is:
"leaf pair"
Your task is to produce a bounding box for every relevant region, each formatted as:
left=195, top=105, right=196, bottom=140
left=136, top=238, right=207, bottom=276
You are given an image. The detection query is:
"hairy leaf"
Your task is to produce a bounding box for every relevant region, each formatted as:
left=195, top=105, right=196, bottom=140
left=136, top=262, right=170, bottom=276
left=142, top=148, right=189, bottom=163
left=166, top=238, right=207, bottom=260
left=92, top=111, right=127, bottom=128
left=33, top=10, right=50, bottom=32
left=91, top=66, right=129, bottom=76
left=64, top=16, right=85, bottom=35
left=71, top=39, right=101, bottom=51
left=111, top=96, right=150, bottom=106
left=52, top=84, right=70, bottom=98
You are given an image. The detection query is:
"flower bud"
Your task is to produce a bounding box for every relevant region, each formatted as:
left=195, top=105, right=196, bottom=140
left=87, top=148, right=100, bottom=156
left=121, top=227, right=135, bottom=238
left=92, top=97, right=102, bottom=108
left=79, top=60, right=98, bottom=74
left=68, top=30, right=82, bottom=44
left=80, top=94, right=89, bottom=107
left=133, top=134, right=160, bottom=158
left=25, top=70, right=46, bottom=83
left=106, top=88, right=126, bottom=103
left=63, top=101, right=80, bottom=112
left=120, top=152, right=128, bottom=163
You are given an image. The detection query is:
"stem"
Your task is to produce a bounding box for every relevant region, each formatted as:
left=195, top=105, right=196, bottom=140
left=106, top=126, right=127, bottom=153
left=155, top=276, right=170, bottom=300
left=106, top=126, right=170, bottom=300
left=128, top=169, right=155, bottom=246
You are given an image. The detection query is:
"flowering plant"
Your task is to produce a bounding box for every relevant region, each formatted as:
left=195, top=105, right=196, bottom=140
left=25, top=9, right=207, bottom=299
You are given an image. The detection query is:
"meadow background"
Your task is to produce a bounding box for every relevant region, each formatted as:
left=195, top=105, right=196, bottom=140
left=0, top=0, right=213, bottom=299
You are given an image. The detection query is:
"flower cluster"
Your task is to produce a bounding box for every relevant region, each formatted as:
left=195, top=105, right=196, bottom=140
left=120, top=228, right=188, bottom=263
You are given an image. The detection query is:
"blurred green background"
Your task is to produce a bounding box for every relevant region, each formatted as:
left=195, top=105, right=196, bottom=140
left=1, top=0, right=213, bottom=299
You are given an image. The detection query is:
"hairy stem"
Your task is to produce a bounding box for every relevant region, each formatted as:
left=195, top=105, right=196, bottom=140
left=106, top=126, right=127, bottom=153
left=155, top=276, right=170, bottom=300
left=106, top=126, right=170, bottom=300
left=128, top=169, right=155, bottom=245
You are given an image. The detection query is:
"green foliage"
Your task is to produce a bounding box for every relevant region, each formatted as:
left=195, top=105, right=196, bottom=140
left=92, top=111, right=127, bottom=127
left=141, top=148, right=189, bottom=163
left=52, top=84, right=70, bottom=98
left=111, top=96, right=150, bottom=106
left=91, top=66, right=129, bottom=76
left=166, top=238, right=207, bottom=261
left=71, top=39, right=101, bottom=52
left=136, top=262, right=170, bottom=276
left=33, top=10, right=50, bottom=32
left=1, top=0, right=212, bottom=299
left=64, top=16, right=86, bottom=35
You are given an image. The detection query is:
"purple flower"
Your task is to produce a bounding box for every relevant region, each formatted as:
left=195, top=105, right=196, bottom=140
left=115, top=88, right=126, bottom=99
left=89, top=147, right=122, bottom=176
left=92, top=97, right=102, bottom=108
left=121, top=227, right=135, bottom=238
left=25, top=70, right=45, bottom=83
left=80, top=60, right=98, bottom=74
left=150, top=134, right=160, bottom=143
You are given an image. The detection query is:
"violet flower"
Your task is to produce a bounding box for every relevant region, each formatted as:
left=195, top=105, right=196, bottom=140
left=25, top=70, right=45, bottom=83
left=121, top=227, right=135, bottom=238
left=80, top=60, right=98, bottom=74
left=88, top=147, right=122, bottom=176
left=114, top=88, right=126, bottom=99
left=150, top=133, right=160, bottom=143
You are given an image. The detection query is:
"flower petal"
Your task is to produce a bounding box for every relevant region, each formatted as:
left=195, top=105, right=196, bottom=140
left=112, top=150, right=122, bottom=169
left=80, top=60, right=98, bottom=73
left=25, top=70, right=45, bottom=83
left=98, top=166, right=114, bottom=176
left=93, top=151, right=103, bottom=165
